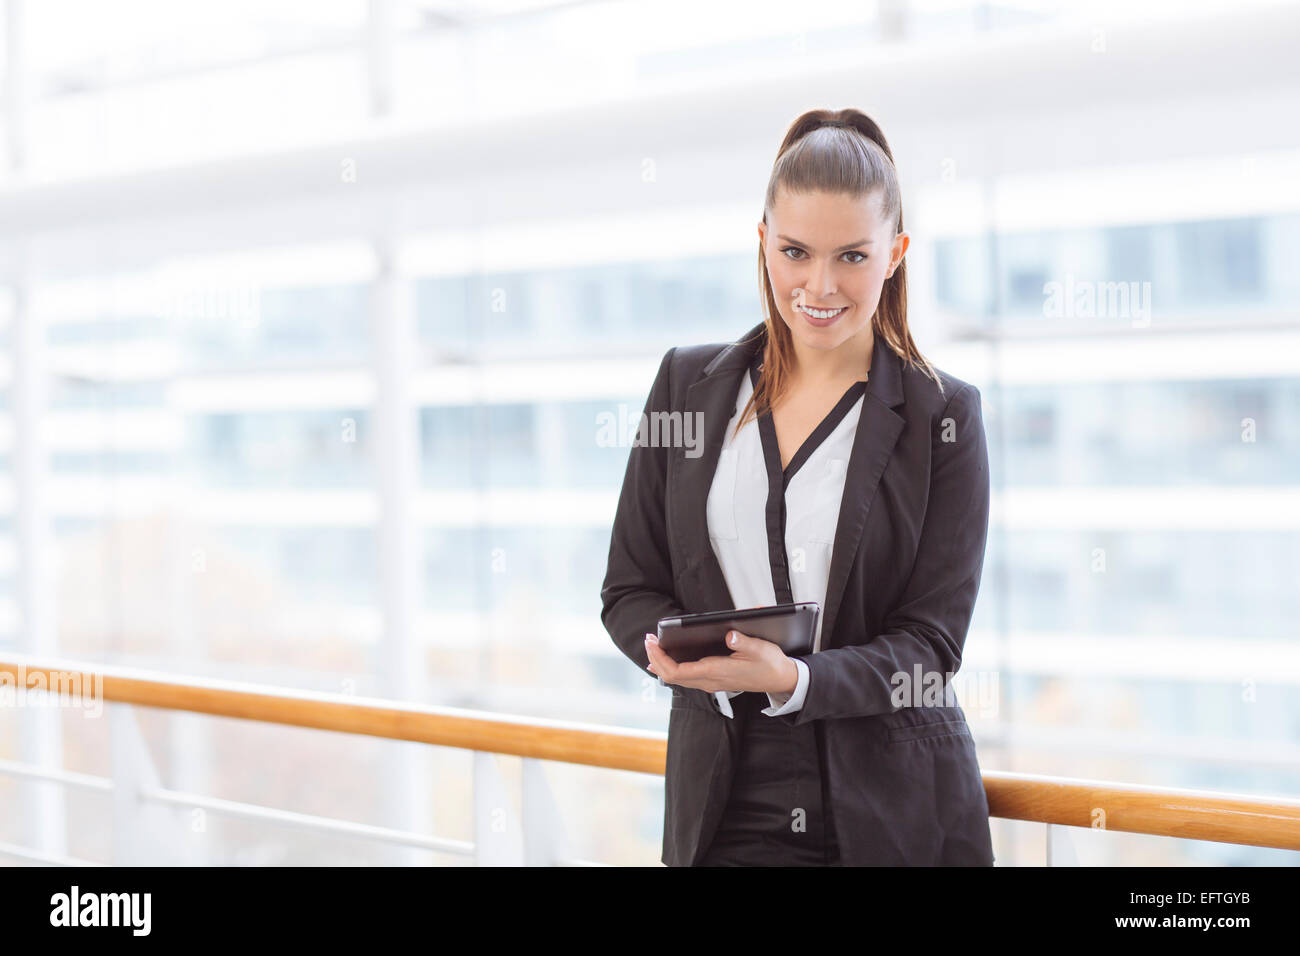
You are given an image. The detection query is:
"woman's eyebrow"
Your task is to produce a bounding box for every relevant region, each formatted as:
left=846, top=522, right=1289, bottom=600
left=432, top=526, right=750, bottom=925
left=776, top=234, right=875, bottom=251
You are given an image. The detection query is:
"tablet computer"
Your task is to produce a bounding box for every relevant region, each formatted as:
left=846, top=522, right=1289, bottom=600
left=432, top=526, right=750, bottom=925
left=656, top=602, right=819, bottom=664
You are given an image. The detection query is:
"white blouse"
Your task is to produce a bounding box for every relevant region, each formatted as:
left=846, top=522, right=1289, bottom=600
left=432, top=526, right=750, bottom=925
left=705, top=354, right=867, bottom=719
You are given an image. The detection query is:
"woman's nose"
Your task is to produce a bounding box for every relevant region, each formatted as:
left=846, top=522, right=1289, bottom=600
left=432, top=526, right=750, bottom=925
left=806, top=261, right=836, bottom=296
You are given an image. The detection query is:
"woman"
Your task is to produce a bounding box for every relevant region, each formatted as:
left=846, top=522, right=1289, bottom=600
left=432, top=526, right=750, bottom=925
left=601, top=108, right=995, bottom=866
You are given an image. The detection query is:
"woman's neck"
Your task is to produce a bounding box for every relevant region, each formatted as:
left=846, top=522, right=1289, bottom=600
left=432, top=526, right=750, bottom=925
left=787, top=329, right=873, bottom=388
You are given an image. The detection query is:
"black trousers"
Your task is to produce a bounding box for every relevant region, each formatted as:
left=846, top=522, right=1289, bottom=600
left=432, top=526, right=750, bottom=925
left=697, top=690, right=841, bottom=866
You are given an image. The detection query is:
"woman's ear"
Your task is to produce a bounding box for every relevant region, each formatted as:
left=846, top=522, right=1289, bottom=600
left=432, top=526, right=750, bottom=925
left=891, top=231, right=910, bottom=273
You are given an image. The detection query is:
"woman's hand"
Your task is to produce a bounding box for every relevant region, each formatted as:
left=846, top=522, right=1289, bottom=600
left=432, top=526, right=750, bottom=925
left=645, top=630, right=799, bottom=696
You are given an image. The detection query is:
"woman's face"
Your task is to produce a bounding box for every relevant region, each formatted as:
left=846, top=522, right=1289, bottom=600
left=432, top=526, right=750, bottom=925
left=758, top=187, right=908, bottom=360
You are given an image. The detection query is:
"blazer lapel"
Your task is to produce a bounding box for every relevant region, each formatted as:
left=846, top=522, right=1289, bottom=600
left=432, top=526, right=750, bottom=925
left=670, top=321, right=767, bottom=613
left=820, top=332, right=906, bottom=651
left=670, top=321, right=906, bottom=653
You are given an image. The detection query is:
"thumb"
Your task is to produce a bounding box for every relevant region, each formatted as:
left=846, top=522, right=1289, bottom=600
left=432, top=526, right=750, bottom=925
left=725, top=629, right=754, bottom=652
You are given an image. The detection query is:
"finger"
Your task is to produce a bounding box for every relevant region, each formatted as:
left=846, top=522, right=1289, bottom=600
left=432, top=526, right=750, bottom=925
left=644, top=635, right=664, bottom=670
left=670, top=678, right=720, bottom=692
left=643, top=634, right=659, bottom=671
left=667, top=657, right=709, bottom=681
left=649, top=659, right=717, bottom=693
left=720, top=629, right=759, bottom=655
left=645, top=636, right=678, bottom=678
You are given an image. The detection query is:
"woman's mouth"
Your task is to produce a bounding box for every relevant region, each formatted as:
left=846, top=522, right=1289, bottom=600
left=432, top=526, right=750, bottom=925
left=796, top=303, right=849, bottom=327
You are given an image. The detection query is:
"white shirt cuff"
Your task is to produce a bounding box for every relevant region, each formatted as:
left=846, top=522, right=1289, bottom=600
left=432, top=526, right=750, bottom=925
left=713, top=660, right=812, bottom=719
left=761, top=659, right=809, bottom=716
left=714, top=690, right=742, bottom=718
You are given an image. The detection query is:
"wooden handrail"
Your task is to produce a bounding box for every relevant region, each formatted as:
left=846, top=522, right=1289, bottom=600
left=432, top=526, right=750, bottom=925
left=3, top=655, right=1298, bottom=851
left=0, top=656, right=665, bottom=774
left=982, top=772, right=1300, bottom=851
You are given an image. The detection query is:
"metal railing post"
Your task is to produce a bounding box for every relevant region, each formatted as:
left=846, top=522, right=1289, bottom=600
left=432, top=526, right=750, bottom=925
left=473, top=750, right=523, bottom=866
left=1045, top=823, right=1081, bottom=866
left=110, top=703, right=192, bottom=865
left=521, top=758, right=568, bottom=866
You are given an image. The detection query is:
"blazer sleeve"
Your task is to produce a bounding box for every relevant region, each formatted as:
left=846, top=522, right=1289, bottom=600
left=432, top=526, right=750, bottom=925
left=787, top=382, right=990, bottom=723
left=600, top=347, right=688, bottom=674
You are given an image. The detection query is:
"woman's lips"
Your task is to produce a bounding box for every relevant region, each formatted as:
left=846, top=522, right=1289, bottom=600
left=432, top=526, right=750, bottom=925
left=797, top=304, right=849, bottom=327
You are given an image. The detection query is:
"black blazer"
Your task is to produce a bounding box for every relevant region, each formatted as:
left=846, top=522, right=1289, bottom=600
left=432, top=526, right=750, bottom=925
left=600, top=320, right=995, bottom=866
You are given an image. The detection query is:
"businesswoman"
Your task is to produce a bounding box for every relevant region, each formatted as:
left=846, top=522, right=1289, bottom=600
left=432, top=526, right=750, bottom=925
left=601, top=108, right=995, bottom=866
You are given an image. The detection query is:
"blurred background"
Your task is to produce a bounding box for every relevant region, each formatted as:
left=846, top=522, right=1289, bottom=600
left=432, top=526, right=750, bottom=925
left=0, top=0, right=1297, bottom=866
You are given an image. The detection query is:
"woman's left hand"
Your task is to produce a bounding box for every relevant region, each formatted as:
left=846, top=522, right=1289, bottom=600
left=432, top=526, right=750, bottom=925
left=645, top=630, right=798, bottom=696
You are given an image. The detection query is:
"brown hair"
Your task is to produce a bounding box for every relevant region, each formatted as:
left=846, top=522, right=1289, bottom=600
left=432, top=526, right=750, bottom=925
left=733, top=108, right=943, bottom=440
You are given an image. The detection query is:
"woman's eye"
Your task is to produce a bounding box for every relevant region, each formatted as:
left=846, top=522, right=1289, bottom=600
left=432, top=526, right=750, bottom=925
left=780, top=246, right=867, bottom=264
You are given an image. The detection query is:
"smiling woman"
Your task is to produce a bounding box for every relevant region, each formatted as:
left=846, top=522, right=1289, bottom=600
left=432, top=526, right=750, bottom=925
left=601, top=107, right=994, bottom=868
left=739, top=110, right=946, bottom=447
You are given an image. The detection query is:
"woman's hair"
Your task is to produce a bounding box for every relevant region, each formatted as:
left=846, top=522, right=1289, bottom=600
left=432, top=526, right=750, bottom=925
left=733, top=108, right=943, bottom=440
